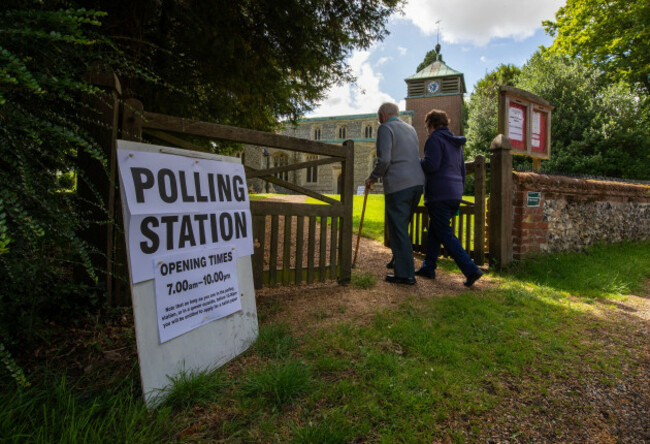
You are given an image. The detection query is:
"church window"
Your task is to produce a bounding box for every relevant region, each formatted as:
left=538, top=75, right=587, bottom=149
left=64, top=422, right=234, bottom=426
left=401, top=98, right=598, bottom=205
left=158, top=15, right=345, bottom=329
left=306, top=154, right=318, bottom=183
left=313, top=127, right=322, bottom=140
left=273, top=152, right=289, bottom=181
left=338, top=126, right=347, bottom=139
left=364, top=124, right=373, bottom=139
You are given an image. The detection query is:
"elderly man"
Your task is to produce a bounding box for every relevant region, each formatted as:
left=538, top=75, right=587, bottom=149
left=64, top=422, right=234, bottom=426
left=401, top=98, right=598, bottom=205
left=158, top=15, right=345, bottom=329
left=365, top=102, right=425, bottom=285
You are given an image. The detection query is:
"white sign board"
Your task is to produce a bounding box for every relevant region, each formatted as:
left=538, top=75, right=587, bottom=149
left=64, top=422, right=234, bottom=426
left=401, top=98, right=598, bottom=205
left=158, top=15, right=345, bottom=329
left=154, top=247, right=241, bottom=343
left=356, top=185, right=366, bottom=195
left=117, top=140, right=258, bottom=407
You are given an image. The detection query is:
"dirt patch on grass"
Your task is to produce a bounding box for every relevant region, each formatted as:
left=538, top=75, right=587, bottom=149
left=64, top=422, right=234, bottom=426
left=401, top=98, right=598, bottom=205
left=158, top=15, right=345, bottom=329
left=255, top=234, right=495, bottom=330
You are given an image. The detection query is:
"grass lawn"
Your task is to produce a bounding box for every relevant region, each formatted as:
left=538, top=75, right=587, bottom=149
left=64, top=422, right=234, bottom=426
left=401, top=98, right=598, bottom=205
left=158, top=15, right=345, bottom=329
left=2, top=193, right=648, bottom=442
left=2, top=242, right=649, bottom=442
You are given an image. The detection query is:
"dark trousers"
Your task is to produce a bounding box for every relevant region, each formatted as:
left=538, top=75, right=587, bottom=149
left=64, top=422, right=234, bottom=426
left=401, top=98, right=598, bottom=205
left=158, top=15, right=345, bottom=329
left=422, top=200, right=479, bottom=278
left=385, top=185, right=422, bottom=279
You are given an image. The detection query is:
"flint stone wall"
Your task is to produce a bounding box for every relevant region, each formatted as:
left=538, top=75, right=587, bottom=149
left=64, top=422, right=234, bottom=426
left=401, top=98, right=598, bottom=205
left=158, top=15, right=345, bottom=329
left=512, top=172, right=650, bottom=259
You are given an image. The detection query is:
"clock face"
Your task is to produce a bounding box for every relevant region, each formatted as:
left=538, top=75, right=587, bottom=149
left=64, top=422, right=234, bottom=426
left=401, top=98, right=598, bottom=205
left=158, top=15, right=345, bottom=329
left=426, top=80, right=440, bottom=94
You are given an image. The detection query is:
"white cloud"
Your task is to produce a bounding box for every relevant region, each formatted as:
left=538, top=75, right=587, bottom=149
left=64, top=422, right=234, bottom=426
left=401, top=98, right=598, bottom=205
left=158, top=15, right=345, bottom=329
left=480, top=56, right=487, bottom=63
left=400, top=0, right=564, bottom=46
left=397, top=46, right=408, bottom=56
left=376, top=57, right=391, bottom=66
left=307, top=50, right=399, bottom=117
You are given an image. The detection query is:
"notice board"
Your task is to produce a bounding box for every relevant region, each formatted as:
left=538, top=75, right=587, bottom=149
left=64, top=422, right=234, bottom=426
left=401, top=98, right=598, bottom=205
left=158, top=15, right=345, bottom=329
left=498, top=86, right=553, bottom=160
left=117, top=140, right=258, bottom=407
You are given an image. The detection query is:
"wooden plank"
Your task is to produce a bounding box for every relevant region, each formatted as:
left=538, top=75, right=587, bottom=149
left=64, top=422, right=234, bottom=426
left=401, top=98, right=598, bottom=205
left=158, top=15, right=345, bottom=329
left=473, top=155, right=487, bottom=265
left=142, top=128, right=211, bottom=153
left=122, top=99, right=144, bottom=142
left=338, top=140, right=354, bottom=284
left=421, top=209, right=429, bottom=254
left=252, top=215, right=266, bottom=289
left=245, top=157, right=340, bottom=178
left=142, top=111, right=346, bottom=158
left=307, top=217, right=316, bottom=284
left=250, top=201, right=344, bottom=217
left=415, top=209, right=421, bottom=247
left=251, top=172, right=341, bottom=206
left=457, top=210, right=465, bottom=248
left=269, top=215, right=279, bottom=286
left=282, top=215, right=292, bottom=285
left=319, top=217, right=327, bottom=282
left=465, top=212, right=472, bottom=252
left=451, top=213, right=457, bottom=238
left=330, top=217, right=338, bottom=280
left=295, top=216, right=304, bottom=284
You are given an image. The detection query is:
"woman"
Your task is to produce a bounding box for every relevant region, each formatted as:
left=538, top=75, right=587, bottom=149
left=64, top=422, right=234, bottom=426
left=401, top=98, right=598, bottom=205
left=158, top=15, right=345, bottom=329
left=417, top=109, right=483, bottom=286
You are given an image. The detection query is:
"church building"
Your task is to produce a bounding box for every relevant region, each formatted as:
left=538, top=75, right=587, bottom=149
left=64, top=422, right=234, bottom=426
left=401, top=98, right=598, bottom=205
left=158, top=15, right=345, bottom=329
left=244, top=45, right=466, bottom=194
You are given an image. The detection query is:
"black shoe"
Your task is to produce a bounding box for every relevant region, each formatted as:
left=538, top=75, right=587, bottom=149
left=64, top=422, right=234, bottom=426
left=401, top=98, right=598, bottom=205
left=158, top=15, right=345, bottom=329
left=385, top=274, right=416, bottom=285
left=463, top=270, right=484, bottom=287
left=414, top=267, right=436, bottom=279
left=386, top=257, right=394, bottom=269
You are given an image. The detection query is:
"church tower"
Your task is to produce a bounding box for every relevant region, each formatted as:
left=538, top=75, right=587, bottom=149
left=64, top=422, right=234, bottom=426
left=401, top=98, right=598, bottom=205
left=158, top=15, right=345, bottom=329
left=405, top=44, right=466, bottom=154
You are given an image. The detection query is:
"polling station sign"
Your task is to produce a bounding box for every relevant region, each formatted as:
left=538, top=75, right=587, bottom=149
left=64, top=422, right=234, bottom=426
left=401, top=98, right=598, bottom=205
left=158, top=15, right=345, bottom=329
left=117, top=146, right=254, bottom=284
left=116, top=140, right=258, bottom=408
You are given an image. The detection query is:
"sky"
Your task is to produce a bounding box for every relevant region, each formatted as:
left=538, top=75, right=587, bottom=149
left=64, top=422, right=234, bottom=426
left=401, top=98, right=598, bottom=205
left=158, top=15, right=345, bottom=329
left=307, top=0, right=566, bottom=118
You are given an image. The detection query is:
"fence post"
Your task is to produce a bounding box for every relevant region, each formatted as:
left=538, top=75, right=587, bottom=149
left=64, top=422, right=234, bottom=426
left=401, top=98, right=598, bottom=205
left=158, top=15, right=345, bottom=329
left=338, top=140, right=354, bottom=284
left=105, top=98, right=145, bottom=305
left=121, top=99, right=144, bottom=142
left=77, top=66, right=122, bottom=304
left=489, top=135, right=513, bottom=269
left=473, top=154, right=487, bottom=265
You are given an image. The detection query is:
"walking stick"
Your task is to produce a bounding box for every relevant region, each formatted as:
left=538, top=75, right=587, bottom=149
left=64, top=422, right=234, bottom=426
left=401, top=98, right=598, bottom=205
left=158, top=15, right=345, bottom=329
left=352, top=184, right=370, bottom=268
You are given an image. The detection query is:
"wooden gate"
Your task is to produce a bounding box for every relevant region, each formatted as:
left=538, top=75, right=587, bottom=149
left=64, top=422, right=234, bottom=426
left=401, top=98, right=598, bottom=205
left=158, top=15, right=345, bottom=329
left=121, top=99, right=354, bottom=291
left=385, top=155, right=487, bottom=265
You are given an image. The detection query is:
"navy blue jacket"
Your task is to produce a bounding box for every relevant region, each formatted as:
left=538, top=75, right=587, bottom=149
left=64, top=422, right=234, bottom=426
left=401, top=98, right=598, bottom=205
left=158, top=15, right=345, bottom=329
left=420, top=127, right=466, bottom=203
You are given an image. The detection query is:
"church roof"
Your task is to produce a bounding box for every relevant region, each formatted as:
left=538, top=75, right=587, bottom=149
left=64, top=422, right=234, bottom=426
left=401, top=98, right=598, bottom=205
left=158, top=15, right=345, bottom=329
left=405, top=58, right=463, bottom=81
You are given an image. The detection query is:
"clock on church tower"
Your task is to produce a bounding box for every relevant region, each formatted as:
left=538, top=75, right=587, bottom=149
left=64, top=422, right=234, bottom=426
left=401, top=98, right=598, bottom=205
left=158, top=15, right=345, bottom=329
left=404, top=45, right=467, bottom=154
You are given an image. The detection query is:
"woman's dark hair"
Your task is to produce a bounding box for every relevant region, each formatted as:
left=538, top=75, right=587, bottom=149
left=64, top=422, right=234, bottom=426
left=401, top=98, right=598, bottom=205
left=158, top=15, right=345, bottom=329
left=424, top=109, right=450, bottom=130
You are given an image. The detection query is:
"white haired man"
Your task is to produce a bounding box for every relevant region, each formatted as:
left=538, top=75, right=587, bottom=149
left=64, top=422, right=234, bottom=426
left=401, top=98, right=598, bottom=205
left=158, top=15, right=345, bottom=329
left=365, top=103, right=424, bottom=285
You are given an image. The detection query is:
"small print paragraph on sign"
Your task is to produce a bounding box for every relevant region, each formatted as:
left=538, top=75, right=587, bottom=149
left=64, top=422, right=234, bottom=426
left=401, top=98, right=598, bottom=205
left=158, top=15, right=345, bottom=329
left=154, top=247, right=241, bottom=343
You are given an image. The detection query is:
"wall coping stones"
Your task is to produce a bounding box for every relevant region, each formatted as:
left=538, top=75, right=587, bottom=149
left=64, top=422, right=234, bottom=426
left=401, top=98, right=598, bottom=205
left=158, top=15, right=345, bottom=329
left=513, top=172, right=650, bottom=202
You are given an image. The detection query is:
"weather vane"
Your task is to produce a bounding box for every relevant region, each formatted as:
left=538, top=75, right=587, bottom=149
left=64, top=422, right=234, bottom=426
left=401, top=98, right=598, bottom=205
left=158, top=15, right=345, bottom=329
left=435, top=20, right=441, bottom=55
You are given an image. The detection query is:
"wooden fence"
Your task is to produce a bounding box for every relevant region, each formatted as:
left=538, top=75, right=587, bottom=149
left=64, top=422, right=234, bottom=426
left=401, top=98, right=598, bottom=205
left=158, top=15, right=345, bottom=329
left=121, top=99, right=354, bottom=291
left=385, top=155, right=487, bottom=265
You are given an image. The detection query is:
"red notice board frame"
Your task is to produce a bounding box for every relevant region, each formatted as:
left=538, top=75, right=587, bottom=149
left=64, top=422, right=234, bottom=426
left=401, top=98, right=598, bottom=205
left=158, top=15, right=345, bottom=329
left=498, top=86, right=553, bottom=160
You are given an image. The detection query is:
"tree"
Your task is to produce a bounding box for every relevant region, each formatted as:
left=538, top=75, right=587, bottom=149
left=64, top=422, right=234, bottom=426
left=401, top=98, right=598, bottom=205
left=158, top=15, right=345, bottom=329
left=464, top=64, right=520, bottom=157
left=82, top=0, right=404, bottom=130
left=544, top=0, right=650, bottom=93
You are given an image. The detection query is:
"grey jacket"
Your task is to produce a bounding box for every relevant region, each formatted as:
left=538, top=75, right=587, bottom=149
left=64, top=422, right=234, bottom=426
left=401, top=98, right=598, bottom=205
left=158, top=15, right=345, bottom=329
left=367, top=117, right=425, bottom=194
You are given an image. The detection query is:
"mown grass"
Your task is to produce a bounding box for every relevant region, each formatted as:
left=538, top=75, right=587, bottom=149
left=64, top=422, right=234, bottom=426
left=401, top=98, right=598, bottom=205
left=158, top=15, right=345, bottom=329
left=2, top=242, right=648, bottom=442
left=505, top=241, right=650, bottom=299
